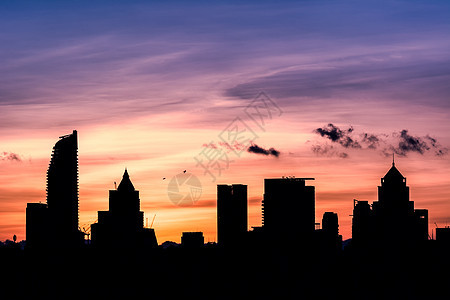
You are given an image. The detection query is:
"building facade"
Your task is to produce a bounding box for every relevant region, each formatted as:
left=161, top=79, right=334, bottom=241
left=26, top=130, right=82, bottom=249
left=181, top=232, right=205, bottom=248
left=217, top=184, right=248, bottom=247
left=91, top=169, right=157, bottom=248
left=26, top=203, right=49, bottom=249
left=262, top=178, right=315, bottom=245
left=352, top=161, right=428, bottom=248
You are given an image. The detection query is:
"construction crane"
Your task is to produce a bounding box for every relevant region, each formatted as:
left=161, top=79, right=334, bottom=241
left=150, top=214, right=156, bottom=228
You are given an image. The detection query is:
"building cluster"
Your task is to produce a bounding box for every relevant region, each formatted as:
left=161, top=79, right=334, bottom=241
left=352, top=160, right=428, bottom=249
left=90, top=169, right=157, bottom=248
left=26, top=130, right=158, bottom=250
left=25, top=130, right=450, bottom=252
left=217, top=178, right=341, bottom=253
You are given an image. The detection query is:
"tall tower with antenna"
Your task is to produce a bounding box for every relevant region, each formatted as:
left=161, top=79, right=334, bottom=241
left=352, top=159, right=429, bottom=247
left=91, top=169, right=158, bottom=248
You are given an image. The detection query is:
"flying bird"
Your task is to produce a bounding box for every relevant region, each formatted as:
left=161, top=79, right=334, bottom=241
left=183, top=170, right=186, bottom=173
left=163, top=177, right=166, bottom=180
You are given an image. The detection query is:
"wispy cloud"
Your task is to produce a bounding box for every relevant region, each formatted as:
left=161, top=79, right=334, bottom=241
left=311, top=144, right=348, bottom=159
left=0, top=152, right=21, bottom=162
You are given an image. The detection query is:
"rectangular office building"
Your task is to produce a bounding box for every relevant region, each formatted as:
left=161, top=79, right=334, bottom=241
left=217, top=184, right=248, bottom=247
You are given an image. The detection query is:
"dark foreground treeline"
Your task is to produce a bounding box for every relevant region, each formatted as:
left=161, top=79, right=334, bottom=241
left=1, top=241, right=449, bottom=300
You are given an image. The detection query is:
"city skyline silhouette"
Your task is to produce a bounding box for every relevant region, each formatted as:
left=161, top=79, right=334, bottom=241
left=3, top=128, right=450, bottom=246
left=20, top=129, right=449, bottom=250
left=2, top=121, right=449, bottom=243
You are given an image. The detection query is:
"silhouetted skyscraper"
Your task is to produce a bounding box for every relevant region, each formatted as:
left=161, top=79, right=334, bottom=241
left=352, top=200, right=373, bottom=246
left=352, top=161, right=428, bottom=247
left=217, top=184, right=247, bottom=246
left=26, top=203, right=49, bottom=249
left=46, top=130, right=81, bottom=246
left=262, top=178, right=315, bottom=245
left=322, top=212, right=339, bottom=237
left=26, top=130, right=82, bottom=249
left=413, top=209, right=428, bottom=241
left=91, top=169, right=157, bottom=248
left=316, top=212, right=342, bottom=255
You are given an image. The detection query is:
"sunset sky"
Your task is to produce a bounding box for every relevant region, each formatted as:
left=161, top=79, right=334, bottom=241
left=1, top=0, right=450, bottom=243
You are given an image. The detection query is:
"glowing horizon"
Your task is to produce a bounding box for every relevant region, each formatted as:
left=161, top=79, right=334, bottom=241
left=2, top=126, right=449, bottom=244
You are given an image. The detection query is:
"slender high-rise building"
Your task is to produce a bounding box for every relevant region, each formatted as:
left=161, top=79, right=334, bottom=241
left=46, top=130, right=81, bottom=246
left=217, top=184, right=248, bottom=246
left=26, top=130, right=82, bottom=249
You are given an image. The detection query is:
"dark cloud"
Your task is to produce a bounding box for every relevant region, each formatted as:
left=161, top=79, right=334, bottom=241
left=393, top=130, right=448, bottom=157
left=313, top=124, right=448, bottom=158
left=395, top=130, right=429, bottom=156
left=0, top=152, right=21, bottom=162
left=247, top=143, right=280, bottom=157
left=315, top=123, right=344, bottom=142
left=314, top=123, right=361, bottom=149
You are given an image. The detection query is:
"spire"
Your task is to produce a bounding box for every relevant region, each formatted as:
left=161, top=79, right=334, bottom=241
left=117, top=168, right=135, bottom=191
left=383, top=159, right=405, bottom=183
left=392, top=152, right=395, bottom=166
